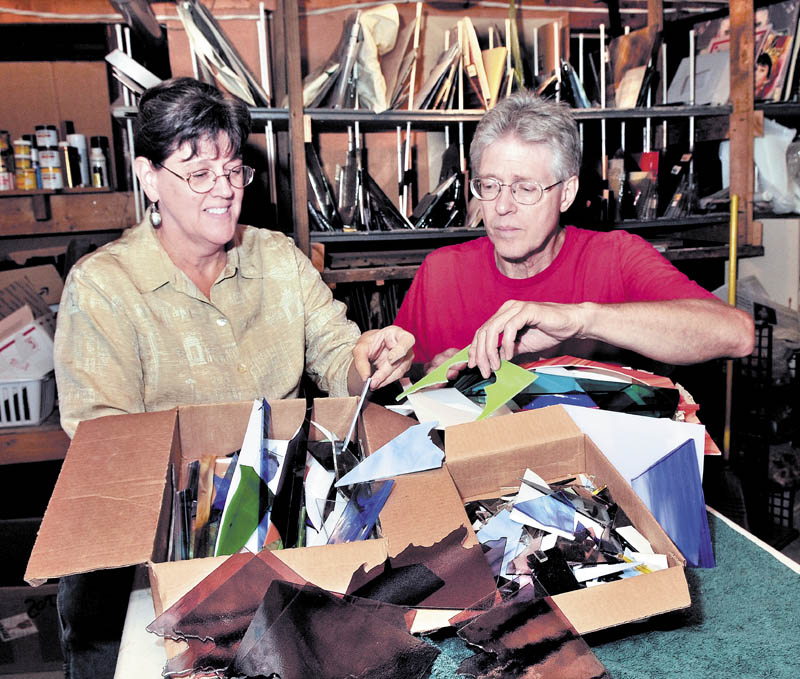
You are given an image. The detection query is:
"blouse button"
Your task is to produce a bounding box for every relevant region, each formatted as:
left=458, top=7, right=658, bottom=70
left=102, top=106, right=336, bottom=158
left=216, top=318, right=228, bottom=327
left=237, top=363, right=247, bottom=374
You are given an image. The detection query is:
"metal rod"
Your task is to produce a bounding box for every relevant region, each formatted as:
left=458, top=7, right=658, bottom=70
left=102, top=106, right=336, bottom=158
left=723, top=194, right=739, bottom=460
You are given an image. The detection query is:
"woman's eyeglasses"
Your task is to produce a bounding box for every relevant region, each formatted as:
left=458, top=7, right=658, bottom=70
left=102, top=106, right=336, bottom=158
left=157, top=164, right=255, bottom=194
left=469, top=177, right=562, bottom=206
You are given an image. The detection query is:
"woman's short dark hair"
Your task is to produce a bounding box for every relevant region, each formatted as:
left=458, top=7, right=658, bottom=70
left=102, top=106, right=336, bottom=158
left=134, top=77, right=252, bottom=164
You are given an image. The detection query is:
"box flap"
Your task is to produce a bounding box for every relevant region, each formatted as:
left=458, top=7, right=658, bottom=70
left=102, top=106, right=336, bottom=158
left=360, top=404, right=476, bottom=553
left=553, top=565, right=691, bottom=635
left=25, top=409, right=179, bottom=585
left=445, top=406, right=586, bottom=500
left=149, top=539, right=389, bottom=618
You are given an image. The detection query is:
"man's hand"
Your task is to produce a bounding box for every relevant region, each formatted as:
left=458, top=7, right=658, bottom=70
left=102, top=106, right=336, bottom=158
left=466, top=297, right=756, bottom=376
left=424, top=347, right=467, bottom=380
left=352, top=325, right=415, bottom=390
left=468, top=300, right=585, bottom=378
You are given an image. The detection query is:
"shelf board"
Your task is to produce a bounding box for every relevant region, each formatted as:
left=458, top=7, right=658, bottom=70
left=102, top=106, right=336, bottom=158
left=0, top=187, right=114, bottom=198
left=111, top=106, right=291, bottom=128
left=111, top=104, right=732, bottom=131
left=312, top=226, right=485, bottom=244
left=320, top=243, right=765, bottom=284
left=661, top=244, right=763, bottom=261
left=0, top=190, right=136, bottom=237
left=304, top=104, right=732, bottom=130
left=323, top=265, right=420, bottom=284
left=755, top=102, right=800, bottom=117
left=609, top=213, right=732, bottom=230
left=312, top=214, right=735, bottom=243
left=0, top=411, right=69, bottom=466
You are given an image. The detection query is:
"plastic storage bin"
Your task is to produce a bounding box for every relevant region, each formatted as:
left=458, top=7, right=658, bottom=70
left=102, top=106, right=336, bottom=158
left=0, top=372, right=56, bottom=427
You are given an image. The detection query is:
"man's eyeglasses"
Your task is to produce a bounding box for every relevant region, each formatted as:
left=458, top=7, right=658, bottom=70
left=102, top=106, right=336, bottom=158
left=469, top=177, right=563, bottom=206
left=157, top=163, right=255, bottom=194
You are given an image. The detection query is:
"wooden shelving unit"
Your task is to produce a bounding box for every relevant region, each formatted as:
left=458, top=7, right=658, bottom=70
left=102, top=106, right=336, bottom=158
left=0, top=0, right=777, bottom=462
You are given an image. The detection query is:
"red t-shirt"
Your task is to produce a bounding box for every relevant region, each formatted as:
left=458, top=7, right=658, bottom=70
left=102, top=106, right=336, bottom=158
left=394, top=226, right=717, bottom=363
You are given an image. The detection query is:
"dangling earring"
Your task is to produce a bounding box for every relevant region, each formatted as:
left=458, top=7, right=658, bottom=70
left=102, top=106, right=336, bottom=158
left=149, top=201, right=162, bottom=227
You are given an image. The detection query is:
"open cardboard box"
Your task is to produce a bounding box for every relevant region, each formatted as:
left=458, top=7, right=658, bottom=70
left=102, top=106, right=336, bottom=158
left=444, top=404, right=691, bottom=634
left=24, top=398, right=474, bottom=623
left=27, top=398, right=690, bottom=656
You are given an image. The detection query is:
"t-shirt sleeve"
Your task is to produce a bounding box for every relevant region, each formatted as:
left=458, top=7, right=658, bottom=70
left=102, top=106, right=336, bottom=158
left=616, top=232, right=717, bottom=302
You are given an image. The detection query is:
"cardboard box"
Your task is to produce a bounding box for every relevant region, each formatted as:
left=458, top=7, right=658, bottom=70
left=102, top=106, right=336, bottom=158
left=0, top=265, right=64, bottom=307
left=0, top=265, right=62, bottom=381
left=444, top=404, right=691, bottom=634
left=0, top=583, right=62, bottom=675
left=25, top=398, right=474, bottom=597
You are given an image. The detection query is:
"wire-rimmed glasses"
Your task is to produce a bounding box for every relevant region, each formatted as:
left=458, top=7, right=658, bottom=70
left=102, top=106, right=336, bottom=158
left=469, top=177, right=563, bottom=206
left=157, top=163, right=255, bottom=194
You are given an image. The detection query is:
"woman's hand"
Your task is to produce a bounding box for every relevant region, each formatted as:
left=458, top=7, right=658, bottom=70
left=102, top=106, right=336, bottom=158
left=352, top=325, right=416, bottom=390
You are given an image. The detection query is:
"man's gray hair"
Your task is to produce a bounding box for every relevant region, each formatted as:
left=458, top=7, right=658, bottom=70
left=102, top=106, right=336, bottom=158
left=469, top=91, right=582, bottom=182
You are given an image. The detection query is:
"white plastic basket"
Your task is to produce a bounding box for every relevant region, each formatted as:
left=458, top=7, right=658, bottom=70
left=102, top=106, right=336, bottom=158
left=0, top=372, right=56, bottom=427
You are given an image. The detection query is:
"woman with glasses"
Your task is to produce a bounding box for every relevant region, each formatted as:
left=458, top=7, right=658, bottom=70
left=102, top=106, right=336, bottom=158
left=52, top=77, right=414, bottom=679
left=394, top=90, right=754, bottom=378
left=55, top=77, right=413, bottom=437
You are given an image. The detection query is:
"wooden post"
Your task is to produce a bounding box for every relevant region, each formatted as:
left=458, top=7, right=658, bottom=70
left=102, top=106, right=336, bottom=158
left=729, top=0, right=759, bottom=247
left=281, top=0, right=311, bottom=256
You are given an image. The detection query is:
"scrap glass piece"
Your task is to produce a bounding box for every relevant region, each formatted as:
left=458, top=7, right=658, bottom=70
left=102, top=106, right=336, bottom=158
left=521, top=392, right=598, bottom=410
left=476, top=508, right=524, bottom=579
left=528, top=547, right=581, bottom=595
left=211, top=450, right=239, bottom=513
left=231, top=581, right=440, bottom=679
left=631, top=438, right=715, bottom=568
left=148, top=550, right=307, bottom=676
left=477, top=360, right=536, bottom=419
left=456, top=588, right=611, bottom=679
left=192, top=455, right=218, bottom=559
left=326, top=479, right=394, bottom=544
left=514, top=493, right=576, bottom=536
left=479, top=537, right=508, bottom=579
left=397, top=347, right=470, bottom=399
left=335, top=421, right=443, bottom=487
left=347, top=525, right=498, bottom=611
left=268, top=406, right=312, bottom=549
left=214, top=464, right=271, bottom=556
left=349, top=562, right=445, bottom=605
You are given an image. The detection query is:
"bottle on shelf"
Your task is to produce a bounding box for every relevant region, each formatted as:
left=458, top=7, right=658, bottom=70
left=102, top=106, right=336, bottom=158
left=90, top=135, right=109, bottom=189
left=0, top=130, right=15, bottom=191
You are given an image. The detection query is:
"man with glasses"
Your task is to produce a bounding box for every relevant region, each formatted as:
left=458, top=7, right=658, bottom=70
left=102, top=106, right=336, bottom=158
left=52, top=77, right=414, bottom=679
left=394, top=91, right=754, bottom=378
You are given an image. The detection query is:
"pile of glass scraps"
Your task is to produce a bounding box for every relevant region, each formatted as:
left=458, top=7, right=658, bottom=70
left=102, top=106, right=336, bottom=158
left=468, top=470, right=668, bottom=593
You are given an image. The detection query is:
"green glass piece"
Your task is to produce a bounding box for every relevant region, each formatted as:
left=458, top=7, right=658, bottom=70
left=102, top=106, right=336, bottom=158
left=477, top=360, right=537, bottom=420
left=215, top=465, right=267, bottom=556
left=396, top=344, right=535, bottom=421
left=396, top=346, right=470, bottom=400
